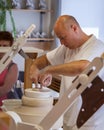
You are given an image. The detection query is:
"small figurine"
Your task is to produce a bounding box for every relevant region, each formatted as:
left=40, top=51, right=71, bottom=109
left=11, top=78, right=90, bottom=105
left=39, top=0, right=47, bottom=10
left=26, top=0, right=35, bottom=9
left=12, top=0, right=21, bottom=9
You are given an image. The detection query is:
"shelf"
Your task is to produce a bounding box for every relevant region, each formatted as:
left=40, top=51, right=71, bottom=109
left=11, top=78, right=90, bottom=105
left=25, top=41, right=53, bottom=51
left=12, top=9, right=53, bottom=13
left=27, top=38, right=54, bottom=42
left=0, top=46, right=44, bottom=53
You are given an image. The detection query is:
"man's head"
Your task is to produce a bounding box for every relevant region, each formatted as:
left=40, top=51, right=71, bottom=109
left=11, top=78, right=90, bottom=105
left=0, top=31, right=14, bottom=47
left=54, top=15, right=88, bottom=49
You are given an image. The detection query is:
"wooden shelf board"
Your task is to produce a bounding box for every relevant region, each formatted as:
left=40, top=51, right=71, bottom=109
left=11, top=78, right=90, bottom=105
left=12, top=9, right=53, bottom=13
left=27, top=38, right=54, bottom=42
left=24, top=41, right=53, bottom=51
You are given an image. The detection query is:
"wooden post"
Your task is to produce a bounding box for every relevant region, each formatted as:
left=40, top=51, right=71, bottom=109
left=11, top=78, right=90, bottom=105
left=24, top=58, right=33, bottom=89
left=24, top=53, right=37, bottom=90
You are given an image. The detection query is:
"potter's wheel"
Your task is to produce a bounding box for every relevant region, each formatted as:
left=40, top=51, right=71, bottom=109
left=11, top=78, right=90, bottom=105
left=14, top=87, right=53, bottom=124
left=1, top=87, right=62, bottom=129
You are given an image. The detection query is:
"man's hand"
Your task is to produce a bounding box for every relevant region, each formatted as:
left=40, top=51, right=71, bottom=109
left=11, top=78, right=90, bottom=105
left=29, top=64, right=52, bottom=88
left=39, top=72, right=52, bottom=87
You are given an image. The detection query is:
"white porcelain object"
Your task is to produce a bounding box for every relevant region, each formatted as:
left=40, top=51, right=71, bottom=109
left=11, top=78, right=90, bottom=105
left=25, top=87, right=51, bottom=98
left=1, top=99, right=22, bottom=111
left=14, top=105, right=63, bottom=129
left=22, top=95, right=53, bottom=107
left=14, top=105, right=53, bottom=124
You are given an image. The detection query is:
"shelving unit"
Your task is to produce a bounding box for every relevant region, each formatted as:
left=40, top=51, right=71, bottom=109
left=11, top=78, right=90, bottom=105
left=4, top=0, right=60, bottom=52
left=7, top=0, right=60, bottom=73
left=11, top=8, right=54, bottom=44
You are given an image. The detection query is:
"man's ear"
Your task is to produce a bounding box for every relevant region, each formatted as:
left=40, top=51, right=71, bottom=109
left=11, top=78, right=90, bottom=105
left=71, top=24, right=77, bottom=32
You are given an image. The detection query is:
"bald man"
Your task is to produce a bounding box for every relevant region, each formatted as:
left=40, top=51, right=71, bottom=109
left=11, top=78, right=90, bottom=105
left=29, top=15, right=104, bottom=130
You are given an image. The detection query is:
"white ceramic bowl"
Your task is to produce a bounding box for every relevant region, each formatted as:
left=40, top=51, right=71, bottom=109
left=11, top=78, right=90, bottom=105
left=25, top=87, right=51, bottom=98
left=22, top=95, right=53, bottom=107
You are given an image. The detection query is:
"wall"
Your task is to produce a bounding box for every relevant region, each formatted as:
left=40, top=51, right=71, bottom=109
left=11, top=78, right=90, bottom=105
left=61, top=0, right=104, bottom=42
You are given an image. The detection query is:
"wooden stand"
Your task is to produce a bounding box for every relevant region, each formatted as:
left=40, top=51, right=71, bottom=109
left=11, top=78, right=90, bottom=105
left=24, top=53, right=37, bottom=90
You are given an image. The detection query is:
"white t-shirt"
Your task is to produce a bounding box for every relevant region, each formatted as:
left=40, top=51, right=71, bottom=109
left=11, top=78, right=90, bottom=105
left=47, top=35, right=104, bottom=130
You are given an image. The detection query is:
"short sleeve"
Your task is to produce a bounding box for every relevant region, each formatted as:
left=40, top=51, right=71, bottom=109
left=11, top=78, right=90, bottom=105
left=46, top=45, right=67, bottom=65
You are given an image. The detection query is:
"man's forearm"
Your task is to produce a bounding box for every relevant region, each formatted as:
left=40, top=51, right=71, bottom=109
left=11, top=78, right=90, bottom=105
left=44, top=60, right=90, bottom=76
left=32, top=55, right=50, bottom=70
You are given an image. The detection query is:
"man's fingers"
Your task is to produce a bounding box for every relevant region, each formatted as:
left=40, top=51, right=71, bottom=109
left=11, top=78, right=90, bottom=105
left=39, top=74, right=52, bottom=87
